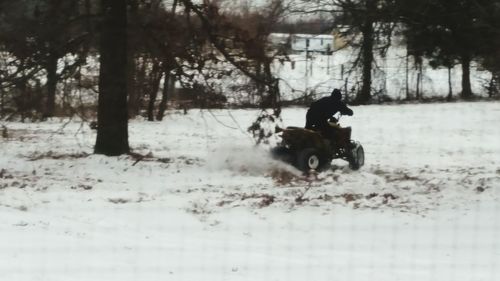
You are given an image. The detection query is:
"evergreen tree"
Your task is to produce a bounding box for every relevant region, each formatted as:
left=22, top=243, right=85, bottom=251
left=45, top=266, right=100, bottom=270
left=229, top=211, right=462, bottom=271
left=397, top=0, right=495, bottom=99
left=0, top=0, right=92, bottom=117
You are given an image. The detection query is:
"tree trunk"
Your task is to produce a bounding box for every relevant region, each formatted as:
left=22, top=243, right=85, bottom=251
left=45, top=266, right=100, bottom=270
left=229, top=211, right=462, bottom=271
left=0, top=86, right=4, bottom=118
left=127, top=0, right=141, bottom=118
left=255, top=62, right=264, bottom=102
left=461, top=54, right=473, bottom=99
left=489, top=73, right=500, bottom=98
left=127, top=56, right=139, bottom=118
left=127, top=0, right=139, bottom=118
left=147, top=60, right=162, bottom=121
left=171, top=0, right=178, bottom=13
left=416, top=62, right=422, bottom=100
left=95, top=0, right=129, bottom=156
left=262, top=60, right=280, bottom=114
left=17, top=80, right=27, bottom=122
left=405, top=48, right=410, bottom=100
left=355, top=0, right=375, bottom=105
left=156, top=66, right=171, bottom=121
left=447, top=66, right=453, bottom=101
left=133, top=58, right=147, bottom=113
left=44, top=49, right=58, bottom=118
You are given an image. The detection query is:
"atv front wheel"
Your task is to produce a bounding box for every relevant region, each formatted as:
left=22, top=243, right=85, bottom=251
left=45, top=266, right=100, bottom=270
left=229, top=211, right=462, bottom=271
left=296, top=148, right=330, bottom=172
left=348, top=143, right=365, bottom=170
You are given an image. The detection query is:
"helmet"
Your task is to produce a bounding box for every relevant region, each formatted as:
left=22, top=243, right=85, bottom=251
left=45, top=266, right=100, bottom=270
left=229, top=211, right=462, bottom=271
left=331, top=88, right=342, bottom=101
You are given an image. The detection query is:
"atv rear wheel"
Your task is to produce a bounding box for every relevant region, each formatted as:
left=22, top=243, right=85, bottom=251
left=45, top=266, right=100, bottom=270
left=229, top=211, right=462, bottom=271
left=271, top=146, right=294, bottom=164
left=296, top=147, right=330, bottom=172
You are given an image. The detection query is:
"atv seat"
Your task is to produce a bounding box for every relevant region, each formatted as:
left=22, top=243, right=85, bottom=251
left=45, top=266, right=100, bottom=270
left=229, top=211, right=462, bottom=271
left=286, top=126, right=305, bottom=130
left=314, top=125, right=352, bottom=149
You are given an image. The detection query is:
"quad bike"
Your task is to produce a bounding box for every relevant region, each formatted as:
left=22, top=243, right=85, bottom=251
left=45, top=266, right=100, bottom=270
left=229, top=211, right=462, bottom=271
left=271, top=116, right=365, bottom=172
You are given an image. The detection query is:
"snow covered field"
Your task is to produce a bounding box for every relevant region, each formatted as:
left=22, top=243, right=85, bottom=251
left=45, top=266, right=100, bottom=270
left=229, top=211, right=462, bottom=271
left=1, top=102, right=500, bottom=281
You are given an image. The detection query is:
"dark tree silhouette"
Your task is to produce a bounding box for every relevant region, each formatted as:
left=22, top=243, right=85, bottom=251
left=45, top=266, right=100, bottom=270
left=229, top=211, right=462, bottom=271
left=397, top=0, right=497, bottom=99
left=0, top=0, right=91, bottom=119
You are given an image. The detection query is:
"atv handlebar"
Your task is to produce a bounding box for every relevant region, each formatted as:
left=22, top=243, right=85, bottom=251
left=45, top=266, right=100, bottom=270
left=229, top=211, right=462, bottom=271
left=329, top=113, right=343, bottom=124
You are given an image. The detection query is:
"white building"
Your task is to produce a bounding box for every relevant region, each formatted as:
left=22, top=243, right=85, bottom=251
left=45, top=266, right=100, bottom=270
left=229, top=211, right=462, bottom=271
left=269, top=33, right=335, bottom=54
left=291, top=34, right=334, bottom=54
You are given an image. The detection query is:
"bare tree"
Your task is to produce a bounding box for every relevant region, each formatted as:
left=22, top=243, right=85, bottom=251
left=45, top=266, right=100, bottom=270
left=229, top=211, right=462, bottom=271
left=180, top=0, right=289, bottom=114
left=292, top=0, right=395, bottom=104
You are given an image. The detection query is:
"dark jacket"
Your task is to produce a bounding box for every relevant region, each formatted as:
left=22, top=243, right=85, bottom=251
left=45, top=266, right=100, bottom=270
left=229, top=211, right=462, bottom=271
left=305, top=96, right=353, bottom=129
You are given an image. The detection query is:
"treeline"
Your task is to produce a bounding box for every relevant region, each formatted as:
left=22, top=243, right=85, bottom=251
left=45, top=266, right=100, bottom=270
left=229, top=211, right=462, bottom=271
left=397, top=0, right=500, bottom=101
left=0, top=0, right=287, bottom=122
left=308, top=0, right=500, bottom=103
left=0, top=0, right=499, bottom=121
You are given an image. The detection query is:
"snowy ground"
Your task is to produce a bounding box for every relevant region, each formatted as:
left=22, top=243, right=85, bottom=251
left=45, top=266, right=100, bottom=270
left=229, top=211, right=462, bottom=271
left=1, top=102, right=500, bottom=281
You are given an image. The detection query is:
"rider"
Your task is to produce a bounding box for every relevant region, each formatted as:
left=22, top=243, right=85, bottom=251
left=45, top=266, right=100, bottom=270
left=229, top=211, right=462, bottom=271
left=305, top=88, right=353, bottom=140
